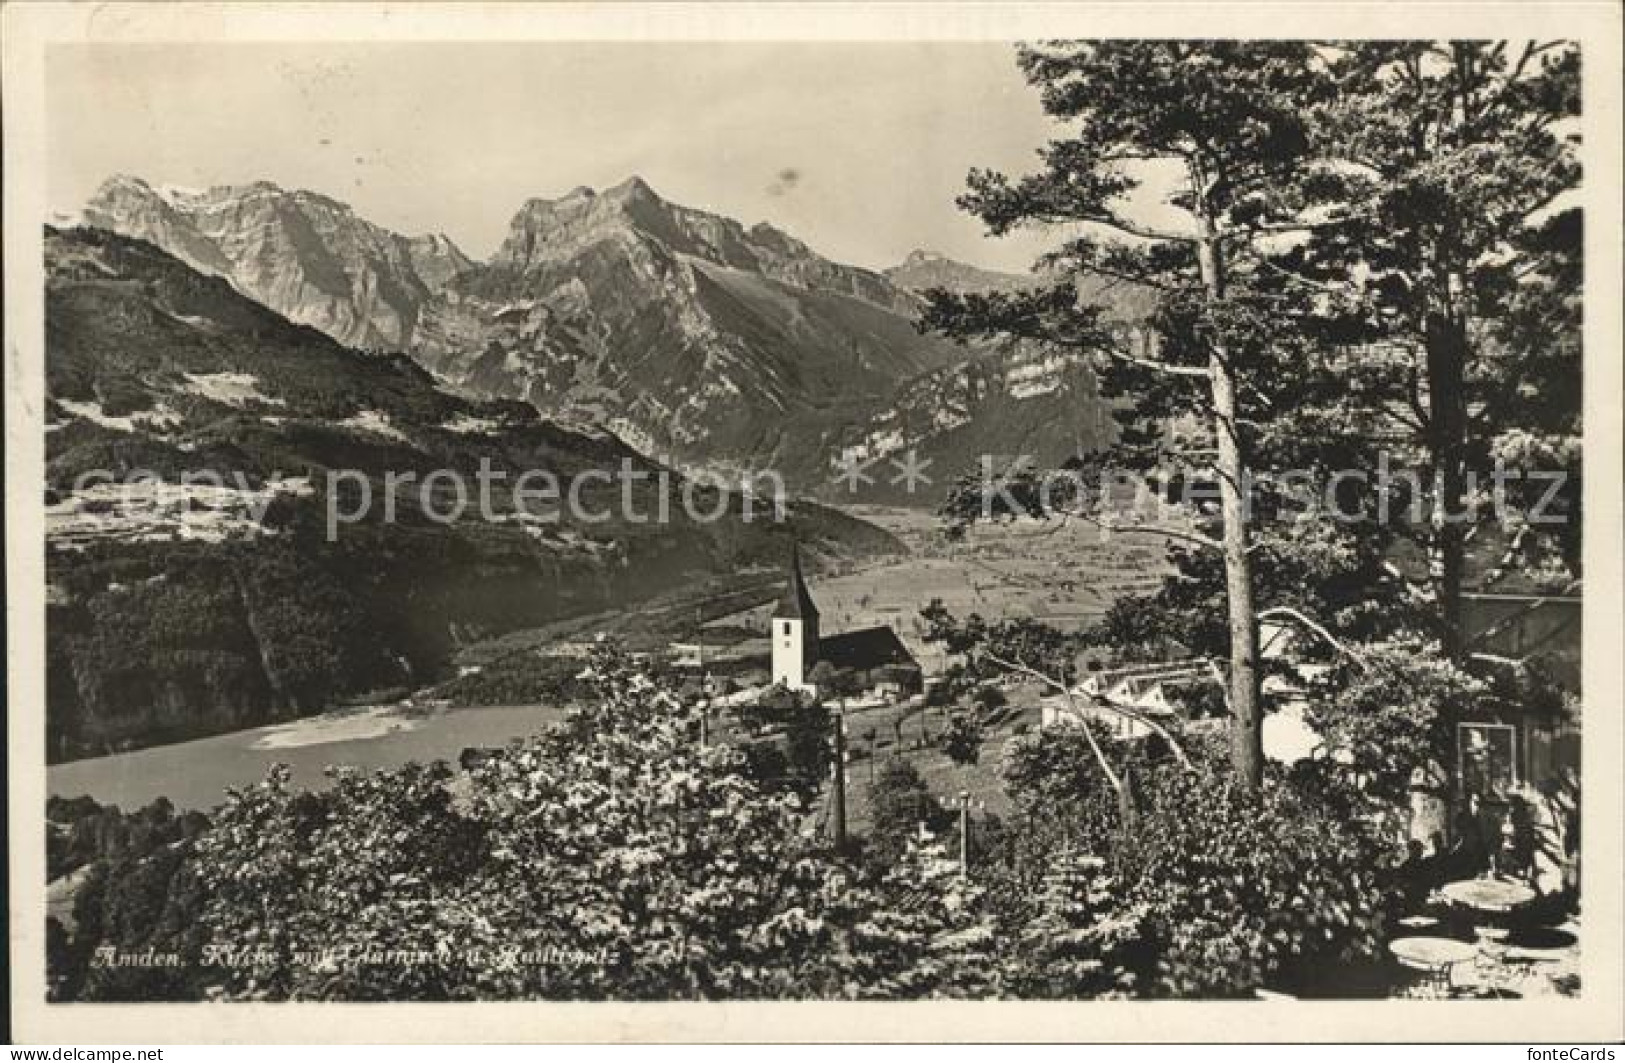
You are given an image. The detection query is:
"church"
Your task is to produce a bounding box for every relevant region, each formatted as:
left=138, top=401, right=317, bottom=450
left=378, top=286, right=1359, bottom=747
left=770, top=544, right=922, bottom=697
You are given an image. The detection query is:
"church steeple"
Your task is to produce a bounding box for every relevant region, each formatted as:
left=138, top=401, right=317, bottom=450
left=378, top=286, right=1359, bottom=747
left=771, top=541, right=820, bottom=690
left=772, top=540, right=820, bottom=621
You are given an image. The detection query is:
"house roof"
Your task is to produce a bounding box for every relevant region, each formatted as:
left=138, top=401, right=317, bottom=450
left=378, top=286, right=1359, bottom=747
left=771, top=542, right=820, bottom=620
left=817, top=626, right=919, bottom=674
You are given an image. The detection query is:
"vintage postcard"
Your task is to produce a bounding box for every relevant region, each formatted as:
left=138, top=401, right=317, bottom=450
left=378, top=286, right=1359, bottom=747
left=5, top=0, right=1622, bottom=1045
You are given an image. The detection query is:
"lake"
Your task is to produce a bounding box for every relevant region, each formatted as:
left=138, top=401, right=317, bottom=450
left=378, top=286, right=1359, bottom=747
left=47, top=701, right=571, bottom=812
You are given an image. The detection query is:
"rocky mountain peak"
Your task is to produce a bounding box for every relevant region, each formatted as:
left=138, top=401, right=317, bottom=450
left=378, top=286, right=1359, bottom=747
left=603, top=174, right=657, bottom=201
left=82, top=174, right=473, bottom=350
left=884, top=248, right=1034, bottom=295
left=487, top=176, right=914, bottom=316
left=98, top=173, right=157, bottom=197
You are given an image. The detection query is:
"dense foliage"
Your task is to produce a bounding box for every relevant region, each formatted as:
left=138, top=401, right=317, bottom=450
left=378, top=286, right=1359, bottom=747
left=920, top=41, right=1582, bottom=808
left=46, top=796, right=211, bottom=1002
left=863, top=757, right=952, bottom=872
left=989, top=728, right=1398, bottom=997
left=53, top=652, right=1408, bottom=1002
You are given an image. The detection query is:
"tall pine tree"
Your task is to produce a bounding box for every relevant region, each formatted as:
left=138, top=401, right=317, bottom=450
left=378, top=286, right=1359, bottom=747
left=926, top=42, right=1354, bottom=788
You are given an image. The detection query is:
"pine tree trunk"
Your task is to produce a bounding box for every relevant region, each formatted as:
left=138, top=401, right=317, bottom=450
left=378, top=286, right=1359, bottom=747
left=1197, top=223, right=1263, bottom=791
left=1212, top=349, right=1264, bottom=790
left=1425, top=309, right=1470, bottom=663
left=1423, top=305, right=1471, bottom=841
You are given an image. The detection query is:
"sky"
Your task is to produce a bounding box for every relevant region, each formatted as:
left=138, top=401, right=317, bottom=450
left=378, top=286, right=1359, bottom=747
left=47, top=42, right=1071, bottom=273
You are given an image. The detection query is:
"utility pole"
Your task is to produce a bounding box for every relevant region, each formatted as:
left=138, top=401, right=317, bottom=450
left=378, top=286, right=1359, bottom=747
left=831, top=708, right=847, bottom=849
left=957, top=790, right=970, bottom=878
left=696, top=604, right=708, bottom=749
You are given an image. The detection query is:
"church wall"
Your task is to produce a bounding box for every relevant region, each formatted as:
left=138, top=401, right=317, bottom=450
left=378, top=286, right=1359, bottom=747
left=772, top=616, right=817, bottom=690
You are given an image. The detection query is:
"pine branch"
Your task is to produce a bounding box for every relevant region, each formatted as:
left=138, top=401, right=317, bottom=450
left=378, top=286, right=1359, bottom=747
left=1084, top=215, right=1199, bottom=244
left=1098, top=345, right=1211, bottom=379
left=1256, top=605, right=1367, bottom=670
left=980, top=649, right=1126, bottom=794
left=1063, top=508, right=1222, bottom=551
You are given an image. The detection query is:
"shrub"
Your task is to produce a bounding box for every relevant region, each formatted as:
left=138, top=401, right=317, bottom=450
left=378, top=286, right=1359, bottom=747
left=864, top=757, right=950, bottom=873
left=992, top=728, right=1396, bottom=997
left=942, top=711, right=986, bottom=766
left=971, top=685, right=1007, bottom=713
left=1117, top=762, right=1397, bottom=997
left=1001, top=850, right=1146, bottom=998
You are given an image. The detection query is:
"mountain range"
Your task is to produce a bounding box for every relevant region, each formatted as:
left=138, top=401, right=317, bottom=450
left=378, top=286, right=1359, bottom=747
left=44, top=224, right=895, bottom=759
left=47, top=171, right=1153, bottom=756
left=76, top=174, right=1144, bottom=496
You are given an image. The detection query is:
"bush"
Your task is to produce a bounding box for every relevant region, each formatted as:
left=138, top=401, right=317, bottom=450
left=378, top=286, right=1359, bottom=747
left=992, top=728, right=1396, bottom=997
left=864, top=757, right=950, bottom=873
left=1001, top=850, right=1145, bottom=998
left=942, top=711, right=985, bottom=766
left=971, top=685, right=1007, bottom=714
left=1117, top=762, right=1397, bottom=997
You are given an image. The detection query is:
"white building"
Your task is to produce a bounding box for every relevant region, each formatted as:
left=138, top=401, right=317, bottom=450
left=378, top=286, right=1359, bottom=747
left=769, top=543, right=922, bottom=696
left=771, top=543, right=821, bottom=691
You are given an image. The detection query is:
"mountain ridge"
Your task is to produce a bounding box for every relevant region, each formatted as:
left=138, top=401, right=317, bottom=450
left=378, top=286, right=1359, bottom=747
left=82, top=174, right=474, bottom=350
left=883, top=248, right=1035, bottom=295
left=76, top=174, right=1139, bottom=496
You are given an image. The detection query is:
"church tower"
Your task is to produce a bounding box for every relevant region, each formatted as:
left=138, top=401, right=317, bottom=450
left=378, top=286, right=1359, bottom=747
left=771, top=542, right=820, bottom=691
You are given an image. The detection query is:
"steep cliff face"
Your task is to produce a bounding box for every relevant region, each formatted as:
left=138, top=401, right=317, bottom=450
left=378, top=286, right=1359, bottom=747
left=835, top=249, right=1160, bottom=503
left=828, top=342, right=1125, bottom=504
left=884, top=246, right=1159, bottom=322
left=412, top=177, right=965, bottom=482
left=488, top=179, right=916, bottom=313
left=44, top=225, right=898, bottom=760
left=81, top=175, right=471, bottom=350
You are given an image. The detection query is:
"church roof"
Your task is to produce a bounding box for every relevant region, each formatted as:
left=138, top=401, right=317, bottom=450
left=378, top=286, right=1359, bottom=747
left=771, top=542, right=820, bottom=620
left=817, top=626, right=919, bottom=674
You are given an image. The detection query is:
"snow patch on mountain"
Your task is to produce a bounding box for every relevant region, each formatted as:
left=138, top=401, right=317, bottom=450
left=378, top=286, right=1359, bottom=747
left=181, top=371, right=285, bottom=408
left=47, top=476, right=314, bottom=551
left=56, top=398, right=183, bottom=433
left=338, top=409, right=409, bottom=442
left=441, top=413, right=504, bottom=435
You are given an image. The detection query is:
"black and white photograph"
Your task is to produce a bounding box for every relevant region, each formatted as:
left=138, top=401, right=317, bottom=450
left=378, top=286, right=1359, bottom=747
left=4, top=0, right=1621, bottom=1045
